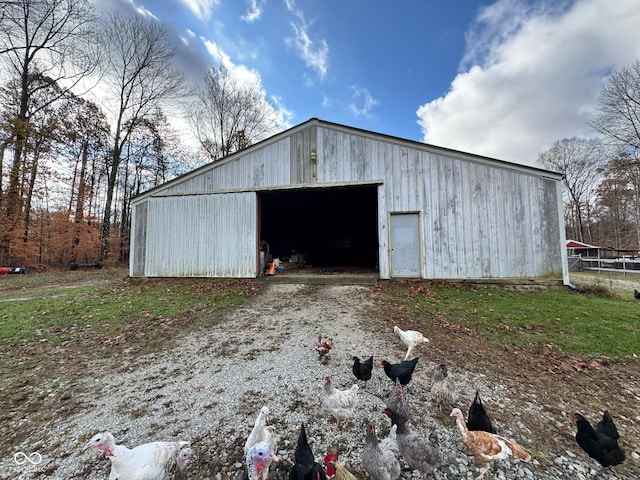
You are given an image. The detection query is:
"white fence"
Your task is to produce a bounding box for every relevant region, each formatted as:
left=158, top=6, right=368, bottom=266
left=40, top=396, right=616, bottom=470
left=570, top=255, right=640, bottom=276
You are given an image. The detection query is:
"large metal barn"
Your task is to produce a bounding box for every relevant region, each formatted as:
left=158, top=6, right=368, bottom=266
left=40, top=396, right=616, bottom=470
left=129, top=118, right=568, bottom=282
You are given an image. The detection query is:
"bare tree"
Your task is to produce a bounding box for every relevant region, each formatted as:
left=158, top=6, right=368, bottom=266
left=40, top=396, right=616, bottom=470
left=594, top=177, right=635, bottom=247
left=601, top=152, right=640, bottom=247
left=0, top=0, right=98, bottom=224
left=97, top=12, right=185, bottom=262
left=588, top=60, right=640, bottom=153
left=587, top=61, right=640, bottom=247
left=190, top=65, right=281, bottom=161
left=538, top=137, right=607, bottom=243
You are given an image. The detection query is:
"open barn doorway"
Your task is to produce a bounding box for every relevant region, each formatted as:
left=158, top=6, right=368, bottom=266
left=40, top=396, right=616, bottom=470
left=258, top=185, right=379, bottom=272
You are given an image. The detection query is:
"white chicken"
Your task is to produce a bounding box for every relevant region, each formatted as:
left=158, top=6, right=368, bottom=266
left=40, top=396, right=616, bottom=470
left=322, top=376, right=359, bottom=428
left=244, top=406, right=278, bottom=480
left=393, top=326, right=429, bottom=360
left=82, top=431, right=189, bottom=480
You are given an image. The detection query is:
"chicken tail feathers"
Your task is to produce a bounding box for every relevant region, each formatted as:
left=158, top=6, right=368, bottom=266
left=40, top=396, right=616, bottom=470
left=596, top=411, right=620, bottom=440
left=507, top=441, right=532, bottom=462
left=305, top=463, right=328, bottom=480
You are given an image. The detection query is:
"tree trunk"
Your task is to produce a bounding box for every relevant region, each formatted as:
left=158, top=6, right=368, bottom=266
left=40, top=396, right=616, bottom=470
left=23, top=149, right=40, bottom=243
left=100, top=145, right=121, bottom=262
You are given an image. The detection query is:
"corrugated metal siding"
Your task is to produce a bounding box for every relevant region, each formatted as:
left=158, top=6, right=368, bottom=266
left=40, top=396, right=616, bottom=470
left=315, top=126, right=563, bottom=279
left=162, top=138, right=293, bottom=194
left=290, top=127, right=317, bottom=184
left=144, top=192, right=256, bottom=277
left=130, top=201, right=147, bottom=276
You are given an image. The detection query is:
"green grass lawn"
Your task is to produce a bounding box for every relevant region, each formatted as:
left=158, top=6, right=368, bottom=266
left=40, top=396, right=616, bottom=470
left=403, top=282, right=640, bottom=357
left=1, top=275, right=638, bottom=360
left=0, top=279, right=253, bottom=346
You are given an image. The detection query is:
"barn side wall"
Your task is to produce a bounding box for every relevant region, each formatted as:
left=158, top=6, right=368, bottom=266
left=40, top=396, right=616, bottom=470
left=316, top=126, right=564, bottom=280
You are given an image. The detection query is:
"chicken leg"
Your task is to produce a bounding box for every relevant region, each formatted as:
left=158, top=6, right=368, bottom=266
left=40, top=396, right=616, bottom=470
left=476, top=463, right=491, bottom=480
left=404, top=346, right=413, bottom=361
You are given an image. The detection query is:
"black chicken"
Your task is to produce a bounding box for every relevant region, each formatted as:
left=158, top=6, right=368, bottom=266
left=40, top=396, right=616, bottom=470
left=466, top=390, right=497, bottom=434
left=572, top=410, right=625, bottom=470
left=352, top=356, right=374, bottom=386
left=380, top=358, right=419, bottom=386
left=290, top=423, right=327, bottom=480
left=634, top=289, right=640, bottom=300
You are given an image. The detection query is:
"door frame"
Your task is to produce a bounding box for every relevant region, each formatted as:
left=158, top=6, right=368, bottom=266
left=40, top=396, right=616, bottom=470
left=388, top=211, right=423, bottom=278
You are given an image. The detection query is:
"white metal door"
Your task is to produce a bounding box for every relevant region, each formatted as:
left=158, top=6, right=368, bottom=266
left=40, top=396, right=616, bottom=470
left=390, top=213, right=421, bottom=277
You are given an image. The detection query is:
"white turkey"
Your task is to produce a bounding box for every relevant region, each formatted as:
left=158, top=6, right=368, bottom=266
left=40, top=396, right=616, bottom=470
left=175, top=446, right=194, bottom=479
left=246, top=441, right=278, bottom=480
left=393, top=326, right=429, bottom=360
left=244, top=406, right=278, bottom=480
left=82, top=430, right=189, bottom=480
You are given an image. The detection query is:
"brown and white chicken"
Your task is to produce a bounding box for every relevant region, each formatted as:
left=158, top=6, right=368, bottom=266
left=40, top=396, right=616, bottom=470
left=316, top=335, right=334, bottom=364
left=321, top=376, right=359, bottom=428
left=393, top=326, right=429, bottom=360
left=430, top=364, right=457, bottom=413
left=450, top=407, right=531, bottom=480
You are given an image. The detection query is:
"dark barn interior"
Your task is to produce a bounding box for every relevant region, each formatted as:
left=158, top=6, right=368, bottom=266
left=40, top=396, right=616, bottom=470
left=259, top=185, right=379, bottom=270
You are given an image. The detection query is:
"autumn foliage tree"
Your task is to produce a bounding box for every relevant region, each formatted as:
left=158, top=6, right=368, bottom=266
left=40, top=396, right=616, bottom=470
left=0, top=0, right=98, bottom=264
left=0, top=2, right=280, bottom=269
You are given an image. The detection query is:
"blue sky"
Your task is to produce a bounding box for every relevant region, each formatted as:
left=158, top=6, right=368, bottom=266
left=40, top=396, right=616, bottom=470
left=93, top=0, right=640, bottom=167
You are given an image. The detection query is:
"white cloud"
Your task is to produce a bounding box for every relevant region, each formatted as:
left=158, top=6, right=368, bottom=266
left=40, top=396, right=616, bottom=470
left=201, top=38, right=262, bottom=88
left=242, top=0, right=265, bottom=23
left=416, top=0, right=640, bottom=166
left=179, top=0, right=218, bottom=22
left=200, top=38, right=292, bottom=135
left=349, top=85, right=380, bottom=118
left=135, top=5, right=158, bottom=20
left=180, top=28, right=196, bottom=46
left=283, top=0, right=329, bottom=81
left=270, top=95, right=294, bottom=126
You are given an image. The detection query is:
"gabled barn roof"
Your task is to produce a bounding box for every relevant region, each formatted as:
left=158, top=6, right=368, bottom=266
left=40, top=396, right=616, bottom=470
left=132, top=117, right=563, bottom=203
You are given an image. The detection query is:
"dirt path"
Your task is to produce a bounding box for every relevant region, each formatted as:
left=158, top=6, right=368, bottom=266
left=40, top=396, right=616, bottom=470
left=1, top=281, right=638, bottom=479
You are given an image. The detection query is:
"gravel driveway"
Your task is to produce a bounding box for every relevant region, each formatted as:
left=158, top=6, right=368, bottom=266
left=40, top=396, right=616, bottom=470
left=1, top=282, right=635, bottom=479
